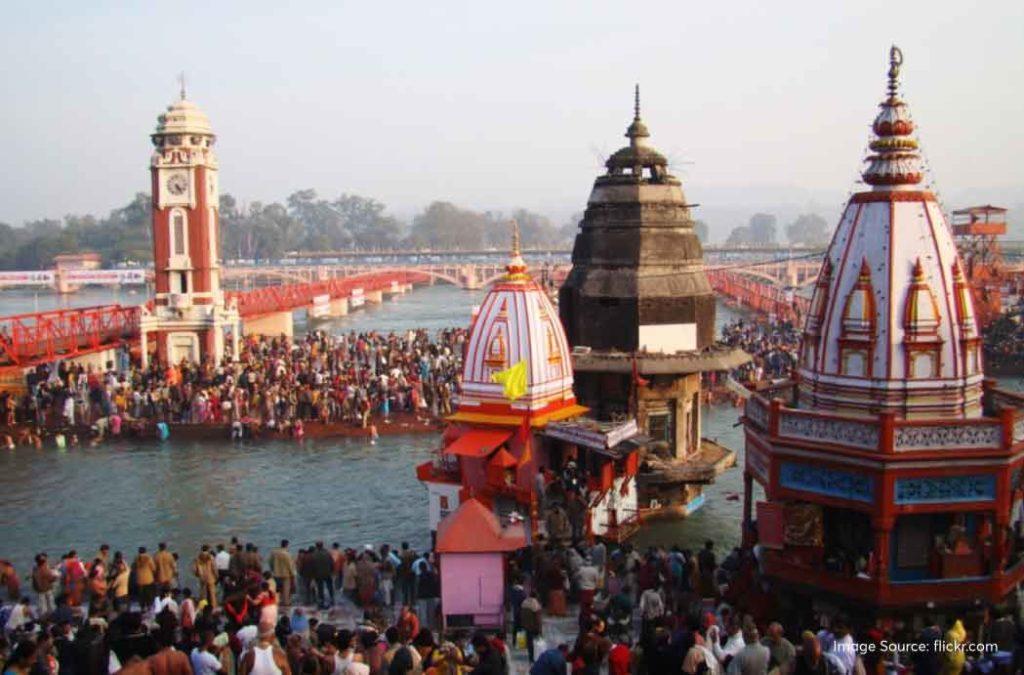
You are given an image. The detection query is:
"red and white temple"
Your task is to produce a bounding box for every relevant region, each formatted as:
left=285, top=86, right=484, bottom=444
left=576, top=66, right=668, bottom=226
left=742, top=47, right=1024, bottom=613
left=139, top=84, right=240, bottom=367
left=418, top=227, right=644, bottom=547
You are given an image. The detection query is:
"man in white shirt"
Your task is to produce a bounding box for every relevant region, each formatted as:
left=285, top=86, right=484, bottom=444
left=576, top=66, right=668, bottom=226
left=153, top=588, right=179, bottom=618
left=190, top=630, right=224, bottom=675
left=710, top=620, right=746, bottom=666
left=4, top=597, right=33, bottom=633
left=214, top=544, right=231, bottom=585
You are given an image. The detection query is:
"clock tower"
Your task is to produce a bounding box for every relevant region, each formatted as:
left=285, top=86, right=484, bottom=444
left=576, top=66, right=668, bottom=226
left=139, top=84, right=240, bottom=367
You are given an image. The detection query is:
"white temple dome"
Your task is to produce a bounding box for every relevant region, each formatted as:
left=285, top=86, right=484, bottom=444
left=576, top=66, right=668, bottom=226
left=456, top=224, right=578, bottom=417
left=797, top=47, right=983, bottom=419
left=153, top=96, right=214, bottom=139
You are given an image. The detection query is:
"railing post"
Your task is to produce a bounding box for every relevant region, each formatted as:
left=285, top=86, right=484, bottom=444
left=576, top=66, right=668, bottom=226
left=879, top=410, right=895, bottom=454
left=769, top=398, right=782, bottom=437
left=999, top=407, right=1016, bottom=451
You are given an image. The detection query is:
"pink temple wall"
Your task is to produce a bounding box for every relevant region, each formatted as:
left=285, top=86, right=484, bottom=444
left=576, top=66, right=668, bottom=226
left=440, top=552, right=505, bottom=628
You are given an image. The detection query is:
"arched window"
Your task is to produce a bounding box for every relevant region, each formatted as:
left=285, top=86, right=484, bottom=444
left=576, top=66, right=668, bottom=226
left=171, top=210, right=187, bottom=257
left=208, top=207, right=217, bottom=262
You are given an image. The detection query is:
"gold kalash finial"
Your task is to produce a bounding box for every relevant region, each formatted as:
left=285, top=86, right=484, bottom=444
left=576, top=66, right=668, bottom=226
left=887, top=45, right=903, bottom=98
left=505, top=219, right=529, bottom=281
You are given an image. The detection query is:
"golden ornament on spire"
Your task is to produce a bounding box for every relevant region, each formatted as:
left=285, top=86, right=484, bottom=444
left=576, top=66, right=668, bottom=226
left=505, top=219, right=529, bottom=281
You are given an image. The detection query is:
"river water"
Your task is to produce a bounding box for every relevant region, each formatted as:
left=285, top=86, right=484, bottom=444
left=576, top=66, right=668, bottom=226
left=0, top=285, right=750, bottom=570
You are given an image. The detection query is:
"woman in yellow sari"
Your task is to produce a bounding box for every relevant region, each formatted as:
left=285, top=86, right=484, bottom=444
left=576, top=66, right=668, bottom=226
left=940, top=619, right=966, bottom=675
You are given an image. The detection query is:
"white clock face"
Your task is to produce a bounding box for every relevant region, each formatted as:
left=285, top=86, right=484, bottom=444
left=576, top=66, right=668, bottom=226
left=167, top=173, right=189, bottom=196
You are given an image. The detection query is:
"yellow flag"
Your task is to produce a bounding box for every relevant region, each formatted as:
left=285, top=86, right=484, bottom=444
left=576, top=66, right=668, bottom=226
left=491, top=360, right=528, bottom=401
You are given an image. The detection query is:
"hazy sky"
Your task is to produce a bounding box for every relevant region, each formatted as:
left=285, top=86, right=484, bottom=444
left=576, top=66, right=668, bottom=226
left=2, top=0, right=1022, bottom=238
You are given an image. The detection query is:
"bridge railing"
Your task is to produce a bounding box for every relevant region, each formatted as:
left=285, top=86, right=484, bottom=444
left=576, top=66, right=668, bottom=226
left=707, top=269, right=811, bottom=322
left=0, top=305, right=140, bottom=367
left=228, top=270, right=432, bottom=318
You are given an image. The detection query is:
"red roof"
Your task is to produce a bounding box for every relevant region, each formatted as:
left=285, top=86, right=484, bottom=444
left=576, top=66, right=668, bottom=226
left=443, top=428, right=512, bottom=458
left=488, top=447, right=518, bottom=469
left=435, top=498, right=526, bottom=554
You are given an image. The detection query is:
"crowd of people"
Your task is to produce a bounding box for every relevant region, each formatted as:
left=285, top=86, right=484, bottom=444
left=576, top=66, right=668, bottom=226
left=3, top=530, right=1021, bottom=674
left=982, top=310, right=1024, bottom=373
left=718, top=319, right=800, bottom=385
left=0, top=328, right=468, bottom=447
left=0, top=536, right=496, bottom=674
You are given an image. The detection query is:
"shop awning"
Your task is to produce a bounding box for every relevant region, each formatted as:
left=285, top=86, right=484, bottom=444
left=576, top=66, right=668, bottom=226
left=443, top=428, right=513, bottom=458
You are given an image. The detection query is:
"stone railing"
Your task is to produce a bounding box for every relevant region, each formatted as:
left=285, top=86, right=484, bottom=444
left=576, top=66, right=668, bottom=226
left=776, top=408, right=881, bottom=450
left=744, top=396, right=770, bottom=431
left=748, top=391, right=1022, bottom=453
left=892, top=420, right=1003, bottom=451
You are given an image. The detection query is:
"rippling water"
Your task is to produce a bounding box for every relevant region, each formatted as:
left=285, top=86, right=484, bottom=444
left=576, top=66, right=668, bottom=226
left=0, top=285, right=759, bottom=570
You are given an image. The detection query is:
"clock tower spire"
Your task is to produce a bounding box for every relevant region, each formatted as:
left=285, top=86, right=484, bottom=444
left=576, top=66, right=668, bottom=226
left=139, top=86, right=240, bottom=367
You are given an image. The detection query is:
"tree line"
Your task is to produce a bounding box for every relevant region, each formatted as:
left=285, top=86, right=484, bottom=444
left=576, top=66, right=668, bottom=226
left=0, top=188, right=800, bottom=269
left=724, top=212, right=832, bottom=247
left=0, top=191, right=578, bottom=269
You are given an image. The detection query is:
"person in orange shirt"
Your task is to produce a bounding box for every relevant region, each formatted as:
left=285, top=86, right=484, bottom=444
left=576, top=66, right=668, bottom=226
left=134, top=546, right=157, bottom=608
left=154, top=542, right=177, bottom=593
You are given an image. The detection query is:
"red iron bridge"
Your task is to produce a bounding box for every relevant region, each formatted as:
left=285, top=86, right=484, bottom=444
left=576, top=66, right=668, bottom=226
left=0, top=265, right=574, bottom=381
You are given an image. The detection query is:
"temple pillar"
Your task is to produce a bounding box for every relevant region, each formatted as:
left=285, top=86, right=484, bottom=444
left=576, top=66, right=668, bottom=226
left=742, top=472, right=754, bottom=536
left=993, top=510, right=1008, bottom=579
left=140, top=330, right=149, bottom=369
left=328, top=297, right=349, bottom=317
left=872, top=518, right=893, bottom=582
left=243, top=311, right=294, bottom=339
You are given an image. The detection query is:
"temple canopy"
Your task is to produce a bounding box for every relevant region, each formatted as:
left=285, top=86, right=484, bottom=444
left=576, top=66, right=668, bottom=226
left=435, top=498, right=526, bottom=554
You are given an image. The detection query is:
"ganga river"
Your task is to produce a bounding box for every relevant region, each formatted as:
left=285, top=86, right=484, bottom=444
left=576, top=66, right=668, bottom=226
left=0, top=284, right=769, bottom=571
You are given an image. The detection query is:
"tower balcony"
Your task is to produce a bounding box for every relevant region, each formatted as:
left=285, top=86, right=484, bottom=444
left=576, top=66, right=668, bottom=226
left=743, top=380, right=1024, bottom=458
left=741, top=380, right=1024, bottom=610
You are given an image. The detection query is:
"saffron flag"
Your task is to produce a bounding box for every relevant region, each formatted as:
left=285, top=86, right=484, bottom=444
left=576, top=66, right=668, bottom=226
left=491, top=360, right=528, bottom=401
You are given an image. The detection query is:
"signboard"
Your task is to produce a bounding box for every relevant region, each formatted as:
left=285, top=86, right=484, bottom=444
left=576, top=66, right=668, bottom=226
left=309, top=294, right=330, bottom=319
left=64, top=269, right=147, bottom=284
left=0, top=271, right=55, bottom=286
left=757, top=502, right=785, bottom=550
left=544, top=419, right=639, bottom=450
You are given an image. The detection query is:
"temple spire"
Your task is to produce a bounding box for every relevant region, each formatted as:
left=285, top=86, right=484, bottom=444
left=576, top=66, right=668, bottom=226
left=625, top=84, right=650, bottom=146
left=178, top=72, right=187, bottom=101
left=505, top=219, right=528, bottom=280
left=887, top=45, right=902, bottom=98
left=862, top=46, right=922, bottom=189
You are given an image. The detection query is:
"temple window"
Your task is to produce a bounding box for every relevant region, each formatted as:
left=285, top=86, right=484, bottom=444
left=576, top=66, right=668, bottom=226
left=842, top=350, right=867, bottom=377
left=910, top=352, right=936, bottom=378
left=171, top=210, right=187, bottom=257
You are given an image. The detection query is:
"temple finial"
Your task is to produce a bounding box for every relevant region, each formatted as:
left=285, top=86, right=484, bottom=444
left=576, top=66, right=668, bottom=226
left=505, top=219, right=528, bottom=280
left=178, top=72, right=187, bottom=101
left=887, top=45, right=902, bottom=97
left=634, top=83, right=641, bottom=121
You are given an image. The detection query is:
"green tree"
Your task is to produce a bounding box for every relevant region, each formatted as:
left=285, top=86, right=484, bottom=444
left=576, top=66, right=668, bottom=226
left=333, top=194, right=403, bottom=250
left=288, top=189, right=350, bottom=250
left=786, top=213, right=831, bottom=246
left=409, top=201, right=487, bottom=249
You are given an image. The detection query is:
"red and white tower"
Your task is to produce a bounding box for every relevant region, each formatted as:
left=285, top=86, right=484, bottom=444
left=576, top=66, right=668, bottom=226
left=140, top=83, right=240, bottom=367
